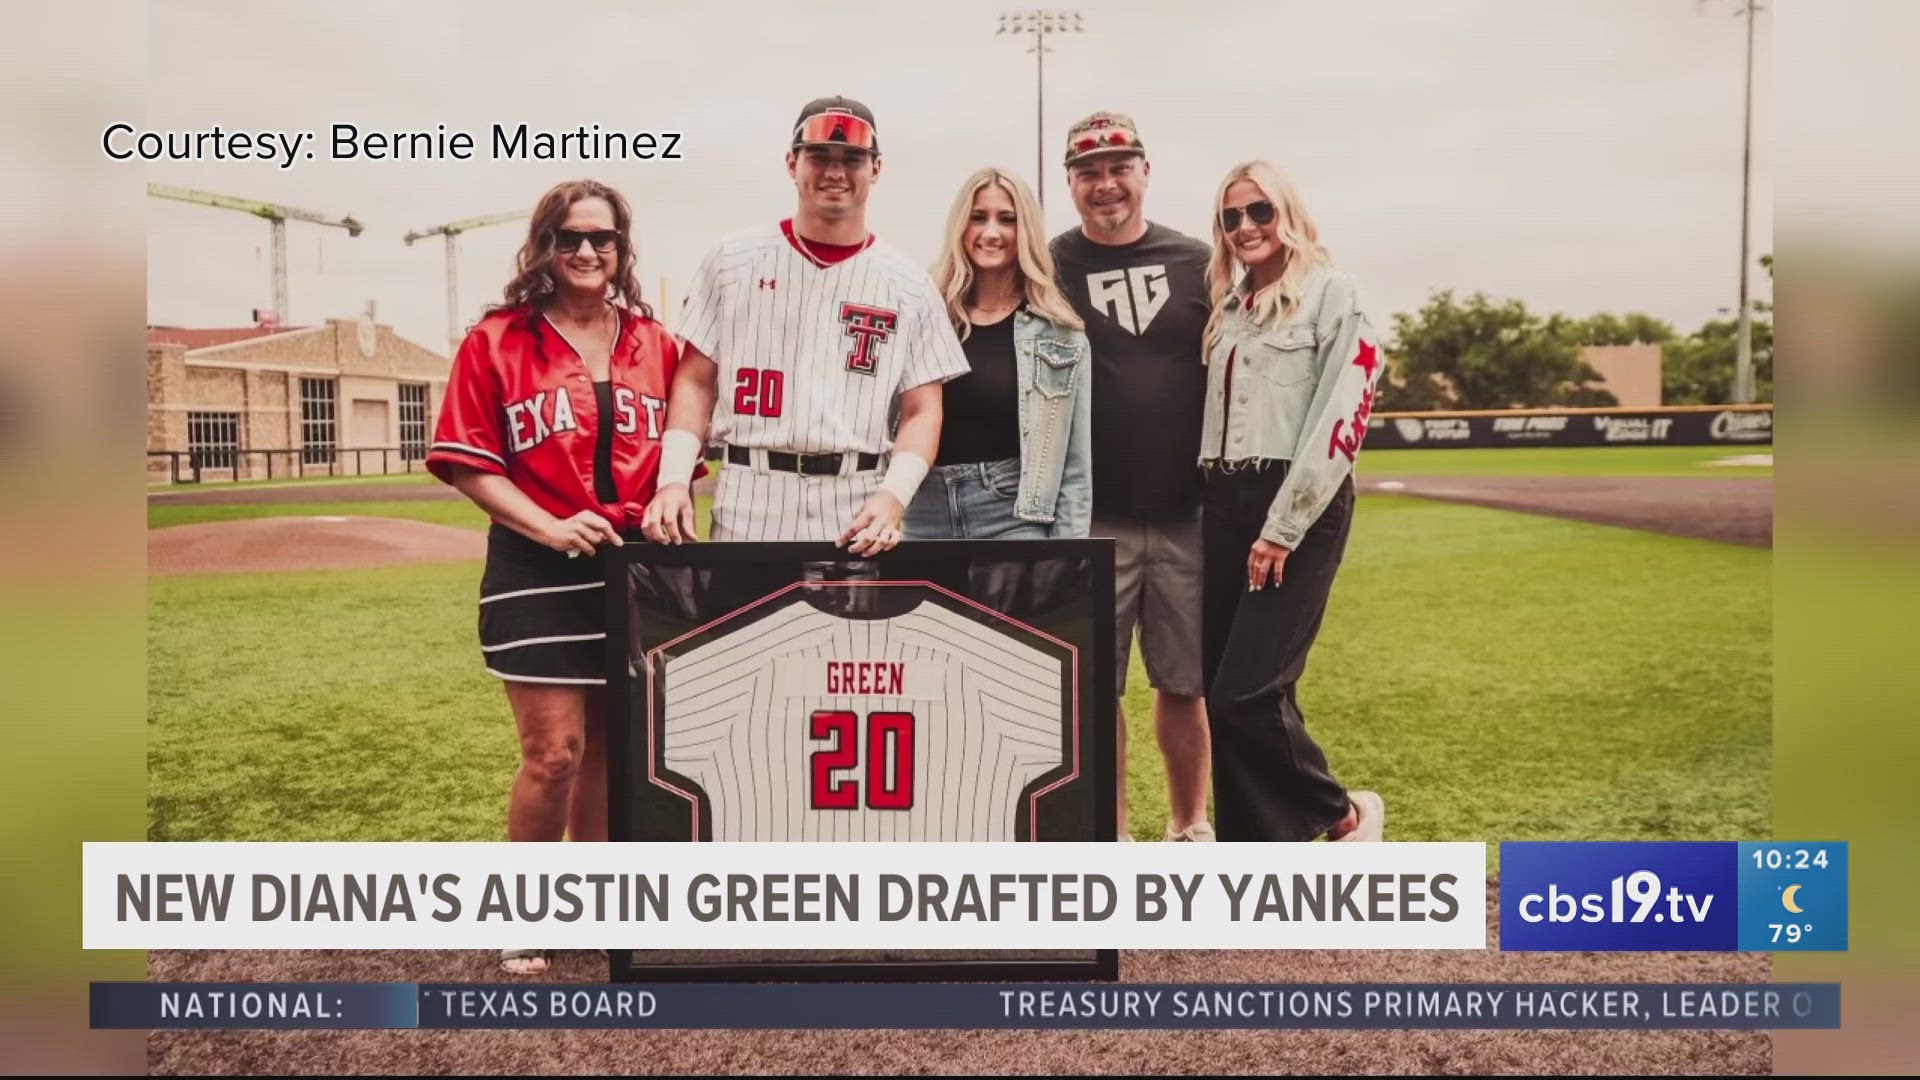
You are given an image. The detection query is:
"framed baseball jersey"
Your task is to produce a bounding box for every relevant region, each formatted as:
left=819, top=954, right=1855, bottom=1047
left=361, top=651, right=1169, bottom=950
left=606, top=539, right=1117, bottom=983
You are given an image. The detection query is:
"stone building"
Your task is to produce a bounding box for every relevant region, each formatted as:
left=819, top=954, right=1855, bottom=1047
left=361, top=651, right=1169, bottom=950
left=147, top=315, right=449, bottom=483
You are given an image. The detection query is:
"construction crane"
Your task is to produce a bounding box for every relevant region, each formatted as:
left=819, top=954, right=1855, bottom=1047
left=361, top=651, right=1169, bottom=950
left=146, top=184, right=364, bottom=326
left=404, top=211, right=528, bottom=351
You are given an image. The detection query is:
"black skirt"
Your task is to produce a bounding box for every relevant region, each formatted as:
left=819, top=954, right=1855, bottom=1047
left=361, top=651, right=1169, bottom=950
left=478, top=524, right=608, bottom=684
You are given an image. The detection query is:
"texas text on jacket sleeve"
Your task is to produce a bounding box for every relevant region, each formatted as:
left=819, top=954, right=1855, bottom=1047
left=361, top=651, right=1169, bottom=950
left=1261, top=277, right=1384, bottom=548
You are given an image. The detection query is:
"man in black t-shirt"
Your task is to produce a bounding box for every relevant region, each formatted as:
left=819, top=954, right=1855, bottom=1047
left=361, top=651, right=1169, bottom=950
left=1049, top=111, right=1214, bottom=843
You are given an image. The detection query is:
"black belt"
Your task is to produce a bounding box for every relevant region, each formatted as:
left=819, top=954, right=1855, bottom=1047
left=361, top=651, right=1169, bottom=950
left=726, top=445, right=881, bottom=476
left=1202, top=457, right=1289, bottom=474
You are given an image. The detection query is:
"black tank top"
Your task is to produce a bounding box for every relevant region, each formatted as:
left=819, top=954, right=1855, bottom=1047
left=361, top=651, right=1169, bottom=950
left=936, top=309, right=1022, bottom=466
left=591, top=380, right=617, bottom=504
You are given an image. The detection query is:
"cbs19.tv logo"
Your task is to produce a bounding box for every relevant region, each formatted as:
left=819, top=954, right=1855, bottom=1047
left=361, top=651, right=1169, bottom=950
left=1500, top=842, right=1737, bottom=951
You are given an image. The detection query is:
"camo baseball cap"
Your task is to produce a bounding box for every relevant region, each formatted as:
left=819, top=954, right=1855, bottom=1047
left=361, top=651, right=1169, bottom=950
left=1064, top=111, right=1145, bottom=166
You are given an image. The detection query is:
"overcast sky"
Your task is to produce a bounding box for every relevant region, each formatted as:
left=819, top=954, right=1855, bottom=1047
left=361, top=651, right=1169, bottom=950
left=142, top=0, right=1772, bottom=354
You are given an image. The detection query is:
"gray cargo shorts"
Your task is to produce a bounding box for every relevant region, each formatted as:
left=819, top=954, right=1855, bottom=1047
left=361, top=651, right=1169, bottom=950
left=1093, top=512, right=1204, bottom=701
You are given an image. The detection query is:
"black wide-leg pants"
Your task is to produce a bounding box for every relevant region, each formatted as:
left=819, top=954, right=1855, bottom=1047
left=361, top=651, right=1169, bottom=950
left=1200, top=465, right=1356, bottom=842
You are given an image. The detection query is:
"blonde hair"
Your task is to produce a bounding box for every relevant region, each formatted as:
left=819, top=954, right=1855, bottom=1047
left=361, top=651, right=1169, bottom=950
left=1203, top=161, right=1329, bottom=353
left=932, top=168, right=1084, bottom=339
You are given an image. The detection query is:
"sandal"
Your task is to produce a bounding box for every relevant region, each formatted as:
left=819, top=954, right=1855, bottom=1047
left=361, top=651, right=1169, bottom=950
left=499, top=948, right=550, bottom=976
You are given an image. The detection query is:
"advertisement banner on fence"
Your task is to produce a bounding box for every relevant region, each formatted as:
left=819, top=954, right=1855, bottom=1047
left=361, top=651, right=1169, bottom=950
left=1365, top=407, right=1773, bottom=449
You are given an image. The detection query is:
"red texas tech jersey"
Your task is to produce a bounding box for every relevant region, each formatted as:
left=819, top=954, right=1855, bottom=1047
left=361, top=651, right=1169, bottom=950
left=427, top=305, right=679, bottom=529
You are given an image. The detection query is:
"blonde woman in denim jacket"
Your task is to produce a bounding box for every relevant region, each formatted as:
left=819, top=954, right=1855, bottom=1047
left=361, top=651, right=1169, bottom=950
left=906, top=168, right=1092, bottom=539
left=1199, top=161, right=1385, bottom=843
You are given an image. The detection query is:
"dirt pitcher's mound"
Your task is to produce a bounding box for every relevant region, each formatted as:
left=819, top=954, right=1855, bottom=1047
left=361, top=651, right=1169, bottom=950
left=150, top=516, right=485, bottom=574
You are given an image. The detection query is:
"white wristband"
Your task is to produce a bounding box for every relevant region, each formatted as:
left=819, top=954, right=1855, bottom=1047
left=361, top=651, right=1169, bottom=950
left=878, top=450, right=930, bottom=506
left=657, top=429, right=701, bottom=488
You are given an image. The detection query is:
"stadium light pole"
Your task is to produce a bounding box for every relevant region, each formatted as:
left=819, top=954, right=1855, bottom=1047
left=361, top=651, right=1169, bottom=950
left=1732, top=0, right=1759, bottom=404
left=1703, top=0, right=1763, bottom=403
left=996, top=9, right=1085, bottom=210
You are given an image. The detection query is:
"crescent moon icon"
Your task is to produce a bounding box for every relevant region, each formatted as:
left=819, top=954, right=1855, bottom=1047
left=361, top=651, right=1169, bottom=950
left=1782, top=884, right=1804, bottom=914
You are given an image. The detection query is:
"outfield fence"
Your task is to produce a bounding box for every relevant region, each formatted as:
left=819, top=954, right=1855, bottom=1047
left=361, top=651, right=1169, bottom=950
left=147, top=403, right=1775, bottom=483
left=1365, top=404, right=1773, bottom=450
left=148, top=447, right=429, bottom=485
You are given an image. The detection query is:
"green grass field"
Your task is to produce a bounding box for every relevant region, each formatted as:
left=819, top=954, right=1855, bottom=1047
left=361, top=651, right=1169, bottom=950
left=148, top=494, right=1769, bottom=846
left=1360, top=445, right=1771, bottom=477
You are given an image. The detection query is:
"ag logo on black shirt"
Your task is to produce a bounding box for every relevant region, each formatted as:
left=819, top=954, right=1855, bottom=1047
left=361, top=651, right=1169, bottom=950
left=1085, top=265, right=1171, bottom=336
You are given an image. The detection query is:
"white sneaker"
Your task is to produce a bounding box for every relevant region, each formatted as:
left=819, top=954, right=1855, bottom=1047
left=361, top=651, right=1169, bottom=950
left=1333, top=791, right=1385, bottom=843
left=1164, top=821, right=1216, bottom=842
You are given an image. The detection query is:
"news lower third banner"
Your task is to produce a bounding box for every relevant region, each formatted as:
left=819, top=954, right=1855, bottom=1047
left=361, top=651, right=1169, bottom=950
left=84, top=842, right=1486, bottom=950
left=91, top=982, right=1840, bottom=1030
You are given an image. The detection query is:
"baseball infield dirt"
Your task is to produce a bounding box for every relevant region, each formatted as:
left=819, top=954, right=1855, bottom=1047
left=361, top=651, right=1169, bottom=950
left=1354, top=477, right=1771, bottom=548
left=147, top=882, right=1768, bottom=1076
left=149, top=482, right=464, bottom=505
left=149, top=516, right=486, bottom=574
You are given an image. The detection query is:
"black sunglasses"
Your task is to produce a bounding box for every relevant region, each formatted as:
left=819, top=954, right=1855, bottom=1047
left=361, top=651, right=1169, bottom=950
left=1219, top=200, right=1277, bottom=232
left=554, top=228, right=621, bottom=254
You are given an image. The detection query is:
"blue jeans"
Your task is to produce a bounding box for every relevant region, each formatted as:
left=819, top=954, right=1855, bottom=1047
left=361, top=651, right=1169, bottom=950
left=903, top=458, right=1048, bottom=540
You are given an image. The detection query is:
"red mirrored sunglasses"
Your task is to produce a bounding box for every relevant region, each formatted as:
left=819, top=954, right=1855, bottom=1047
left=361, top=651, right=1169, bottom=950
left=1072, top=129, right=1141, bottom=155
left=793, top=111, right=877, bottom=152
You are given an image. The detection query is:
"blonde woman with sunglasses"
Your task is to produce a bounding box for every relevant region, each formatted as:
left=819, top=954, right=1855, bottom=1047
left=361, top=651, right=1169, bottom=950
left=1197, top=161, right=1386, bottom=843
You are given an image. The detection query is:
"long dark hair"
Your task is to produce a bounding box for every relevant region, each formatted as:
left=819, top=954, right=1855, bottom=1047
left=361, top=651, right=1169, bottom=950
left=492, top=179, right=652, bottom=321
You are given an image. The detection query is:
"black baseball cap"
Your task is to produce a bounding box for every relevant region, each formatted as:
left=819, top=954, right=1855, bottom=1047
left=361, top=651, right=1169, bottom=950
left=791, top=96, right=879, bottom=154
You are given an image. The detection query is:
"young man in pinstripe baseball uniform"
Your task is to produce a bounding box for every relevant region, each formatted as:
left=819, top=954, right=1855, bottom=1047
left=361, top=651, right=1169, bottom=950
left=643, top=96, right=969, bottom=552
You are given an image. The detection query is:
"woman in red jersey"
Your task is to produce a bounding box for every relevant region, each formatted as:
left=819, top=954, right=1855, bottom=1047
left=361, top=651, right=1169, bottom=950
left=427, top=180, right=682, bottom=975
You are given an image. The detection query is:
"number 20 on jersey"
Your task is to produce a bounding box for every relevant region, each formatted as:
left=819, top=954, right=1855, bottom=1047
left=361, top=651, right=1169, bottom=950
left=810, top=709, right=915, bottom=810
left=734, top=367, right=784, bottom=417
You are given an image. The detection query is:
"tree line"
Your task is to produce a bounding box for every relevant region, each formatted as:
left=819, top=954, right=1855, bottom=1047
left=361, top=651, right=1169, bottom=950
left=1375, top=256, right=1773, bottom=411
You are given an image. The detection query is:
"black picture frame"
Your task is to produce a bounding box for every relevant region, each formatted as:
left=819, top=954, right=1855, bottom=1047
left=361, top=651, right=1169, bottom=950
left=605, top=537, right=1118, bottom=984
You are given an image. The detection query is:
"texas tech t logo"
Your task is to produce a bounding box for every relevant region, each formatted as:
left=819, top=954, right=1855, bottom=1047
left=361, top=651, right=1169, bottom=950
left=839, top=302, right=898, bottom=374
left=1086, top=265, right=1170, bottom=335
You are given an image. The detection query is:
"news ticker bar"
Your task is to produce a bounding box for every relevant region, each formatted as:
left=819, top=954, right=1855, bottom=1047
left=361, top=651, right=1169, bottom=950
left=91, top=982, right=1839, bottom=1030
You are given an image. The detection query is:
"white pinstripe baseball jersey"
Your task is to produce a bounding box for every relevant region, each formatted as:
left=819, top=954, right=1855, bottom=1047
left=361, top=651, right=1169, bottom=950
left=707, top=465, right=874, bottom=543
left=677, top=223, right=969, bottom=456
left=659, top=592, right=1069, bottom=842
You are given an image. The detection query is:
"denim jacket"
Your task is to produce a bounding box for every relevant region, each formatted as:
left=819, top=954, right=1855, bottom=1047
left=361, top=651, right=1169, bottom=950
left=1199, top=266, right=1383, bottom=548
left=1009, top=308, right=1094, bottom=537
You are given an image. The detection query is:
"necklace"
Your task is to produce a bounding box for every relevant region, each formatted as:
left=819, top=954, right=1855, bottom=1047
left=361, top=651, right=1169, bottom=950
left=791, top=226, right=867, bottom=268
left=548, top=302, right=613, bottom=335
left=790, top=228, right=825, bottom=266
left=543, top=304, right=616, bottom=373
left=970, top=290, right=1020, bottom=322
